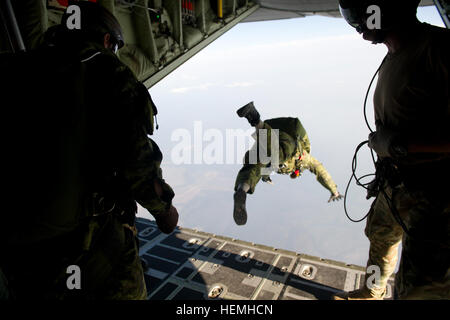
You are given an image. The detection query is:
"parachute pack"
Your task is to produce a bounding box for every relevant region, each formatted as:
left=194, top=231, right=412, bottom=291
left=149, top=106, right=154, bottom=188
left=0, top=45, right=89, bottom=246
left=264, top=117, right=311, bottom=154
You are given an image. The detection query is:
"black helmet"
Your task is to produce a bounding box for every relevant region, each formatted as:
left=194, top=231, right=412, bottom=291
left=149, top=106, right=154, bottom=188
left=339, top=0, right=420, bottom=33
left=61, top=1, right=124, bottom=49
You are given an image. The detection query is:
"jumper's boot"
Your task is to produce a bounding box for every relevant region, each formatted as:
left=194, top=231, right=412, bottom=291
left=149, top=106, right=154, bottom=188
left=233, top=183, right=250, bottom=226
left=332, top=286, right=386, bottom=300
left=237, top=101, right=261, bottom=127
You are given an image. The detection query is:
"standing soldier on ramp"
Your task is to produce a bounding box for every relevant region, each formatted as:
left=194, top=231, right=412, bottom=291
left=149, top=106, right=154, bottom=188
left=335, top=0, right=450, bottom=300
left=0, top=2, right=178, bottom=300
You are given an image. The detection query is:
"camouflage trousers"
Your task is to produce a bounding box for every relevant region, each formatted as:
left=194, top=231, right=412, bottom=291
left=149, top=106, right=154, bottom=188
left=89, top=219, right=148, bottom=300
left=64, top=215, right=148, bottom=300
left=364, top=183, right=450, bottom=299
left=2, top=214, right=147, bottom=300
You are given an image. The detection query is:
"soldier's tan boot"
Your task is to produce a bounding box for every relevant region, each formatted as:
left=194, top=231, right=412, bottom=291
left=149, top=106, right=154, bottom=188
left=332, top=286, right=386, bottom=300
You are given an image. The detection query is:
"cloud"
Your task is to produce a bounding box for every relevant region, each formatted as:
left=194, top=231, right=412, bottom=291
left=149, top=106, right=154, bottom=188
left=225, top=81, right=257, bottom=88
left=170, top=81, right=259, bottom=93
left=205, top=34, right=361, bottom=58
left=180, top=74, right=199, bottom=80
left=170, top=83, right=216, bottom=94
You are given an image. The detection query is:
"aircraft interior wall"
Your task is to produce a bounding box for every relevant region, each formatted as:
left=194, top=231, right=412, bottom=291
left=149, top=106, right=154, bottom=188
left=0, top=0, right=258, bottom=86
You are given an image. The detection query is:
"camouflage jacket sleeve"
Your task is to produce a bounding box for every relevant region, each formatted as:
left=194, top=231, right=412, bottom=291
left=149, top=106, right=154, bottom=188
left=110, top=56, right=174, bottom=216
left=299, top=152, right=338, bottom=195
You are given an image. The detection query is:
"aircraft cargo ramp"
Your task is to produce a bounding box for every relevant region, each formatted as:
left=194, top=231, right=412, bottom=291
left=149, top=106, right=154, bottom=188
left=136, top=217, right=395, bottom=300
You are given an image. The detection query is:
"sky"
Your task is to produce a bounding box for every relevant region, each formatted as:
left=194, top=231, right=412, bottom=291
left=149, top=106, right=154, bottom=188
left=137, top=6, right=445, bottom=267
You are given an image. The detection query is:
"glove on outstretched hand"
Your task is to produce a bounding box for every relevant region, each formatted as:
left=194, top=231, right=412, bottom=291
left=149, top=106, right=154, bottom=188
left=328, top=192, right=344, bottom=203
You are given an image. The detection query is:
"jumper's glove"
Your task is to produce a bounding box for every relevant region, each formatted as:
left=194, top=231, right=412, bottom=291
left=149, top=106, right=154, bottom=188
left=155, top=205, right=179, bottom=234
left=368, top=127, right=407, bottom=159
left=328, top=192, right=343, bottom=203
left=262, top=176, right=274, bottom=184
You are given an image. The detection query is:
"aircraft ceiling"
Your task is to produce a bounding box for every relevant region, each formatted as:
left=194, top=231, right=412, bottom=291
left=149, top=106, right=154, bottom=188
left=244, top=0, right=436, bottom=22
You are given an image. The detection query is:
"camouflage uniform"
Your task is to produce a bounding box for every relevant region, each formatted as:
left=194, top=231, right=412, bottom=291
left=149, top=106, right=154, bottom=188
left=234, top=119, right=339, bottom=196
left=0, top=31, right=174, bottom=299
left=363, top=177, right=450, bottom=299
left=361, top=23, right=450, bottom=299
